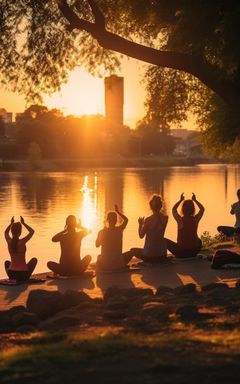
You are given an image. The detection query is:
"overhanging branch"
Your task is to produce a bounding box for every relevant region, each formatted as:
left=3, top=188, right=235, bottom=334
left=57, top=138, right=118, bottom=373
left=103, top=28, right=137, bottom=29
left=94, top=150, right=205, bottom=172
left=58, top=0, right=240, bottom=107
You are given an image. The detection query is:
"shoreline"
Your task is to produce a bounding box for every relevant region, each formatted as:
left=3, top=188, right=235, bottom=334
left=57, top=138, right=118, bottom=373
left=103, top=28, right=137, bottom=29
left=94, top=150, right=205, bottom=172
left=0, top=156, right=224, bottom=172
left=1, top=255, right=240, bottom=310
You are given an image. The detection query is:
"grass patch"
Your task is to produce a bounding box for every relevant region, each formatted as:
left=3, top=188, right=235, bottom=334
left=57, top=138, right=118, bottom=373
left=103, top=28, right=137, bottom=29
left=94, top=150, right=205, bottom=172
left=1, top=328, right=240, bottom=383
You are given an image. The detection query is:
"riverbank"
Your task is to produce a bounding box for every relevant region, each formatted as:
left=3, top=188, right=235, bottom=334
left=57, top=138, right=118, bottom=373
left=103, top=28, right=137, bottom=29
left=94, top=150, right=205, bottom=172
left=1, top=258, right=240, bottom=383
left=0, top=156, right=221, bottom=171
left=1, top=256, right=240, bottom=310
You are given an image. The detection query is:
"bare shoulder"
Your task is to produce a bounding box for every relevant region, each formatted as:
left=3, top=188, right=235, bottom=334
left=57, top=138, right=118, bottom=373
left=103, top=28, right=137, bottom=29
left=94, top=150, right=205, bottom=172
left=144, top=216, right=152, bottom=225
left=145, top=216, right=151, bottom=222
left=160, top=212, right=168, bottom=220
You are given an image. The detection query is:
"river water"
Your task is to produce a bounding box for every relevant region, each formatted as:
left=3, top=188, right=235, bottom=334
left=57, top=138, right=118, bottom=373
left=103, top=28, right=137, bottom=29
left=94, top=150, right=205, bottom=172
left=0, top=164, right=239, bottom=277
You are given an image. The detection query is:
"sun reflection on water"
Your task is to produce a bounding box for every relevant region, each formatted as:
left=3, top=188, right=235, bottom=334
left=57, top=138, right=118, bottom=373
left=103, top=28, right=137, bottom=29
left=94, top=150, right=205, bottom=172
left=79, top=175, right=97, bottom=229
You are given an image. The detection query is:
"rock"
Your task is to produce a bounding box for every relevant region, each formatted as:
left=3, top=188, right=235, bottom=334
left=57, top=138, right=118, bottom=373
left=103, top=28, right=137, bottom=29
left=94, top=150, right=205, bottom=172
left=224, top=287, right=240, bottom=300
left=105, top=299, right=129, bottom=310
left=16, top=325, right=37, bottom=333
left=205, top=286, right=231, bottom=300
left=74, top=301, right=99, bottom=310
left=204, top=297, right=224, bottom=306
left=0, top=313, right=12, bottom=332
left=64, top=290, right=92, bottom=308
left=92, top=298, right=104, bottom=305
left=12, top=312, right=40, bottom=327
left=7, top=306, right=26, bottom=316
left=201, top=283, right=229, bottom=292
left=225, top=305, right=240, bottom=314
left=174, top=283, right=197, bottom=295
left=26, top=290, right=66, bottom=319
left=123, top=288, right=154, bottom=298
left=103, top=310, right=126, bottom=320
left=155, top=286, right=174, bottom=296
left=103, top=286, right=120, bottom=301
left=141, top=302, right=171, bottom=321
left=176, top=305, right=199, bottom=321
left=104, top=287, right=153, bottom=302
left=39, top=315, right=81, bottom=330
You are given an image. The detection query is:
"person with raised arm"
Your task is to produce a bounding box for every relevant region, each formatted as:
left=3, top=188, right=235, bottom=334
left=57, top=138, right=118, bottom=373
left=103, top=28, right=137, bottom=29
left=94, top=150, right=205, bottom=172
left=217, top=188, right=240, bottom=237
left=47, top=215, right=91, bottom=276
left=166, top=192, right=204, bottom=259
left=96, top=204, right=133, bottom=271
left=4, top=216, right=37, bottom=281
left=130, top=194, right=168, bottom=263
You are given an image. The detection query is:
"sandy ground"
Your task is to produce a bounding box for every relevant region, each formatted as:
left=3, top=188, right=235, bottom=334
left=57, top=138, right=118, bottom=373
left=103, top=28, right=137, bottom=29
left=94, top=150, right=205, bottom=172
left=1, top=257, right=240, bottom=310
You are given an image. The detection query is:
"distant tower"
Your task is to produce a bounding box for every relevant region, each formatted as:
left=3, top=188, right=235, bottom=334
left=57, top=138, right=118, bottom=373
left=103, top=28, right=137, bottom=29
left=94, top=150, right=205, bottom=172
left=105, top=75, right=124, bottom=126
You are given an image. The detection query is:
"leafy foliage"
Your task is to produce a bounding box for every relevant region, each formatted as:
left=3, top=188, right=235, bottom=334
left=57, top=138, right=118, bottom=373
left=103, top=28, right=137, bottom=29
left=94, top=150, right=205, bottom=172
left=136, top=120, right=175, bottom=155
left=1, top=1, right=240, bottom=153
left=0, top=0, right=120, bottom=101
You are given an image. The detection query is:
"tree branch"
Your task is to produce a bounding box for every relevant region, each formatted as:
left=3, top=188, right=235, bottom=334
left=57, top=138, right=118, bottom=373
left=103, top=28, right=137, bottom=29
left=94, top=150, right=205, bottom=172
left=58, top=0, right=239, bottom=108
left=88, top=0, right=105, bottom=29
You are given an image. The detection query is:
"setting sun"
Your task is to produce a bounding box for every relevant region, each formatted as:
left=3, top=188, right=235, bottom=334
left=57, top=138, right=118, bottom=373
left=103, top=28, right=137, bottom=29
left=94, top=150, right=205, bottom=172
left=44, top=69, right=105, bottom=117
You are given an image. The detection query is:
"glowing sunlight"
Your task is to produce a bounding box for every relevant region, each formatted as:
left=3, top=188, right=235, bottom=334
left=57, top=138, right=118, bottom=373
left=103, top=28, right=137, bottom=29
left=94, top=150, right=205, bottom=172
left=79, top=175, right=97, bottom=229
left=44, top=69, right=105, bottom=117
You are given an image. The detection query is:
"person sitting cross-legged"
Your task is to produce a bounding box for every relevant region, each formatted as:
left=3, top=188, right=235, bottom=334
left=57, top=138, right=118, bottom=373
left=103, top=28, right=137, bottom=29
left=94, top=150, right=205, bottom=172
left=166, top=193, right=204, bottom=259
left=4, top=216, right=37, bottom=281
left=130, top=194, right=168, bottom=263
left=96, top=205, right=133, bottom=271
left=217, top=188, right=240, bottom=237
left=47, top=215, right=91, bottom=276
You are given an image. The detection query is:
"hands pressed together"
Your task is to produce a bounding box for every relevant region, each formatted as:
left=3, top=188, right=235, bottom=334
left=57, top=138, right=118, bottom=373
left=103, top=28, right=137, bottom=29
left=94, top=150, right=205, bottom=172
left=179, top=192, right=197, bottom=201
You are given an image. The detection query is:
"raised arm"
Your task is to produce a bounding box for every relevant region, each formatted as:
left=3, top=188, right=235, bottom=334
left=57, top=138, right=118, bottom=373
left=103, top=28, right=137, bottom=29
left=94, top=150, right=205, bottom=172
left=79, top=227, right=91, bottom=239
left=138, top=217, right=146, bottom=238
left=115, top=205, right=128, bottom=230
left=20, top=216, right=35, bottom=242
left=95, top=230, right=103, bottom=248
left=192, top=194, right=205, bottom=221
left=4, top=216, right=14, bottom=242
left=52, top=230, right=66, bottom=242
left=230, top=203, right=236, bottom=215
left=161, top=214, right=169, bottom=233
left=172, top=193, right=184, bottom=222
left=76, top=219, right=90, bottom=239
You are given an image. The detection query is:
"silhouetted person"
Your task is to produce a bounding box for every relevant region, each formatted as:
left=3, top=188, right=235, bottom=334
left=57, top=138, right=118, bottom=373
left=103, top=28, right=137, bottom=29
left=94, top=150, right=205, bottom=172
left=47, top=215, right=91, bottom=276
left=4, top=216, right=37, bottom=281
left=96, top=205, right=133, bottom=271
left=166, top=193, right=204, bottom=258
left=131, top=194, right=168, bottom=263
left=217, top=188, right=240, bottom=236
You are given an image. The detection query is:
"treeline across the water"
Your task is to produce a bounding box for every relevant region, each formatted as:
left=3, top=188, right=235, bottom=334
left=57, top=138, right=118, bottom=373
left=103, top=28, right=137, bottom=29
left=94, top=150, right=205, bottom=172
left=1, top=105, right=176, bottom=160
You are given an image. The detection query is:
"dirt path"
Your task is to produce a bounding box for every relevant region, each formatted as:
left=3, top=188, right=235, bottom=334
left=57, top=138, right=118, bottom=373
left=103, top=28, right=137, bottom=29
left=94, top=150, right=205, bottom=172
left=1, top=258, right=240, bottom=310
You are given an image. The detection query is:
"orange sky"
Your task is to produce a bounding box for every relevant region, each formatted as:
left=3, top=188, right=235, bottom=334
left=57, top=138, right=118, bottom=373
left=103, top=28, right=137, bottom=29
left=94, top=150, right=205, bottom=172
left=0, top=57, right=148, bottom=128
left=0, top=56, right=193, bottom=129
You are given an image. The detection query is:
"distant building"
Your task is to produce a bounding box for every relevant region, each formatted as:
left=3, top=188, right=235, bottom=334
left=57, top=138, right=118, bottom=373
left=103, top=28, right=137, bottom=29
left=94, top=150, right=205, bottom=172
left=0, top=108, right=13, bottom=124
left=15, top=112, right=24, bottom=123
left=0, top=108, right=15, bottom=139
left=171, top=128, right=205, bottom=157
left=105, top=75, right=124, bottom=126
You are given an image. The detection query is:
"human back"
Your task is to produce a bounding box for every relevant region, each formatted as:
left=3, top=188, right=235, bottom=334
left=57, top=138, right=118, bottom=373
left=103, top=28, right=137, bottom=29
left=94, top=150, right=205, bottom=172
left=96, top=205, right=131, bottom=270
left=138, top=194, right=168, bottom=260
left=99, top=226, right=124, bottom=269
left=4, top=216, right=37, bottom=280
left=178, top=196, right=203, bottom=248
left=48, top=215, right=91, bottom=276
left=59, top=230, right=83, bottom=268
left=143, top=212, right=168, bottom=257
left=177, top=214, right=200, bottom=249
left=166, top=193, right=204, bottom=259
